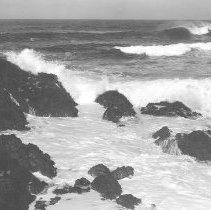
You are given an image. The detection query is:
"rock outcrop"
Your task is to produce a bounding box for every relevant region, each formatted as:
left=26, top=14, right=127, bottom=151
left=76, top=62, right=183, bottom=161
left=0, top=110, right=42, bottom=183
left=0, top=57, right=78, bottom=117
left=95, top=90, right=136, bottom=123
left=0, top=89, right=28, bottom=131
left=91, top=175, right=122, bottom=200
left=0, top=134, right=57, bottom=178
left=88, top=164, right=110, bottom=178
left=153, top=127, right=211, bottom=161
left=111, top=166, right=134, bottom=180
left=141, top=101, right=201, bottom=119
left=116, top=194, right=141, bottom=210
left=0, top=134, right=57, bottom=210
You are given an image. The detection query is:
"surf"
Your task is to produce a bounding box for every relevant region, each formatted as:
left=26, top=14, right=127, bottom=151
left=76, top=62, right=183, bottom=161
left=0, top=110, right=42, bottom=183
left=114, top=42, right=211, bottom=57
left=3, top=48, right=211, bottom=117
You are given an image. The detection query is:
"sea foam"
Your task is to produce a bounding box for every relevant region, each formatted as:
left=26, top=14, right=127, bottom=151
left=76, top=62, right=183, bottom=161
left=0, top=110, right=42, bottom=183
left=4, top=49, right=211, bottom=116
left=115, top=42, right=211, bottom=57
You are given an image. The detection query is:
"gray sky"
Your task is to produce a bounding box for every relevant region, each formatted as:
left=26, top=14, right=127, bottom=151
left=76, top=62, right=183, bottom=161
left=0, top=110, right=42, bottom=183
left=0, top=0, right=211, bottom=19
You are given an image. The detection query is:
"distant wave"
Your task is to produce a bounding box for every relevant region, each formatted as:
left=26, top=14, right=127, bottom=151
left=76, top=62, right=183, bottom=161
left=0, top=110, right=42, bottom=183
left=160, top=27, right=192, bottom=40
left=114, top=42, right=211, bottom=57
left=161, top=22, right=211, bottom=37
left=3, top=48, right=211, bottom=116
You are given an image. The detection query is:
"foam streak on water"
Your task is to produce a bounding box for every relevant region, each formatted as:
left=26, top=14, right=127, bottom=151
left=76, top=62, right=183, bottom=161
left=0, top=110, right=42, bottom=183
left=5, top=49, right=211, bottom=116
left=115, top=42, right=211, bottom=57
left=7, top=105, right=211, bottom=210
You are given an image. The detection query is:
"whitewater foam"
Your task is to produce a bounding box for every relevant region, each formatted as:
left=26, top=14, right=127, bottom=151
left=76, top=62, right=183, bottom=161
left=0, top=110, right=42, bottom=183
left=4, top=49, right=211, bottom=116
left=162, top=21, right=211, bottom=36
left=115, top=42, right=211, bottom=57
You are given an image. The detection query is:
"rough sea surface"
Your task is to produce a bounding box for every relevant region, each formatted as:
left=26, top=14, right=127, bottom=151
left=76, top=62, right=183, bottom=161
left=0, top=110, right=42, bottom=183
left=1, top=20, right=211, bottom=210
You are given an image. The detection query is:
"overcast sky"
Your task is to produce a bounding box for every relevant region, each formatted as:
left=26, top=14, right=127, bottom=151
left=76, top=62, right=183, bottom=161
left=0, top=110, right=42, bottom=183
left=0, top=0, right=211, bottom=19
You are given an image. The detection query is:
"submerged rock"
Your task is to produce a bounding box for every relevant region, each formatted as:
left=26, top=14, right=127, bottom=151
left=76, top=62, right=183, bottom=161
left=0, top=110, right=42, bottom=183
left=153, top=127, right=211, bottom=161
left=111, top=166, right=134, bottom=180
left=0, top=89, right=28, bottom=131
left=53, top=185, right=87, bottom=195
left=116, top=194, right=141, bottom=210
left=0, top=134, right=57, bottom=178
left=153, top=126, right=172, bottom=145
left=95, top=90, right=136, bottom=123
left=88, top=164, right=111, bottom=178
left=74, top=177, right=91, bottom=191
left=0, top=57, right=78, bottom=117
left=141, top=101, right=201, bottom=119
left=91, top=175, right=122, bottom=199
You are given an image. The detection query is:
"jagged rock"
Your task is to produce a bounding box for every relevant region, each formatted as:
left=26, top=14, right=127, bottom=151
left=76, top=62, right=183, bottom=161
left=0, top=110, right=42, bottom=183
left=141, top=101, right=201, bottom=119
left=49, top=196, right=61, bottom=205
left=34, top=200, right=47, bottom=210
left=88, top=164, right=110, bottom=178
left=0, top=134, right=57, bottom=178
left=176, top=131, right=211, bottom=161
left=91, top=175, right=122, bottom=200
left=0, top=57, right=78, bottom=117
left=116, top=194, right=141, bottom=210
left=0, top=150, right=47, bottom=210
left=0, top=89, right=28, bottom=131
left=74, top=177, right=91, bottom=191
left=35, top=197, right=61, bottom=210
left=53, top=184, right=89, bottom=195
left=152, top=126, right=172, bottom=145
left=111, top=166, right=134, bottom=180
left=95, top=90, right=136, bottom=123
left=153, top=128, right=211, bottom=161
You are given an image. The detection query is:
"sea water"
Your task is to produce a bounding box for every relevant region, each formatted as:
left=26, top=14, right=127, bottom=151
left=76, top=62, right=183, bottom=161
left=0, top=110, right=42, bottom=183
left=1, top=20, right=211, bottom=210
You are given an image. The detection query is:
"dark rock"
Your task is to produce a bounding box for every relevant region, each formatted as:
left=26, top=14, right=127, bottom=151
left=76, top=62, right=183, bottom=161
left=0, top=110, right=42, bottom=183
left=103, top=107, right=127, bottom=123
left=35, top=196, right=61, bottom=210
left=53, top=185, right=86, bottom=195
left=35, top=200, right=47, bottom=210
left=0, top=150, right=47, bottom=210
left=152, top=126, right=172, bottom=145
left=141, top=101, right=201, bottom=119
left=0, top=134, right=57, bottom=178
left=74, top=177, right=91, bottom=191
left=176, top=130, right=211, bottom=161
left=95, top=90, right=136, bottom=123
left=0, top=57, right=78, bottom=117
left=49, top=196, right=61, bottom=205
left=0, top=89, right=29, bottom=131
left=91, top=175, right=122, bottom=200
left=111, top=166, right=134, bottom=180
left=116, top=194, right=141, bottom=210
left=153, top=127, right=211, bottom=161
left=88, top=164, right=110, bottom=178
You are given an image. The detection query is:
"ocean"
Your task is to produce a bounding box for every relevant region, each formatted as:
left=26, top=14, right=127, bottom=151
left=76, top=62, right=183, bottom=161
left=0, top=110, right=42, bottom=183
left=1, top=19, right=211, bottom=210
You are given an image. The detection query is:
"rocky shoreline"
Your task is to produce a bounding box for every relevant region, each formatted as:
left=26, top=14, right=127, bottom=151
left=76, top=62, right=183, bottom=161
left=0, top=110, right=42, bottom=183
left=0, top=56, right=210, bottom=209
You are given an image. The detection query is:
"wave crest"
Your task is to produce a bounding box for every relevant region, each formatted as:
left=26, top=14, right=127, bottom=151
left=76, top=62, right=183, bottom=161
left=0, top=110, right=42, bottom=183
left=3, top=49, right=211, bottom=116
left=114, top=42, right=211, bottom=57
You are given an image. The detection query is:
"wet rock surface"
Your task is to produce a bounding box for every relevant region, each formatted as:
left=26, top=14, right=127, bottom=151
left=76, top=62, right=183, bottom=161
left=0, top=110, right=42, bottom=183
left=0, top=138, right=49, bottom=210
left=95, top=90, right=136, bottom=123
left=153, top=127, right=211, bottom=161
left=0, top=57, right=78, bottom=117
left=116, top=194, right=141, bottom=210
left=111, top=166, right=134, bottom=180
left=141, top=101, right=201, bottom=119
left=91, top=175, right=122, bottom=200
left=0, top=89, right=29, bottom=131
left=88, top=164, right=111, bottom=178
left=0, top=134, right=57, bottom=178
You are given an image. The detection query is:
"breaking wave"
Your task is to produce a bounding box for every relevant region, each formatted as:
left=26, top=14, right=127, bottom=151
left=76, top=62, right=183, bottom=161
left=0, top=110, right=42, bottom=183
left=4, top=49, right=211, bottom=116
left=114, top=42, right=211, bottom=57
left=161, top=21, right=211, bottom=36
